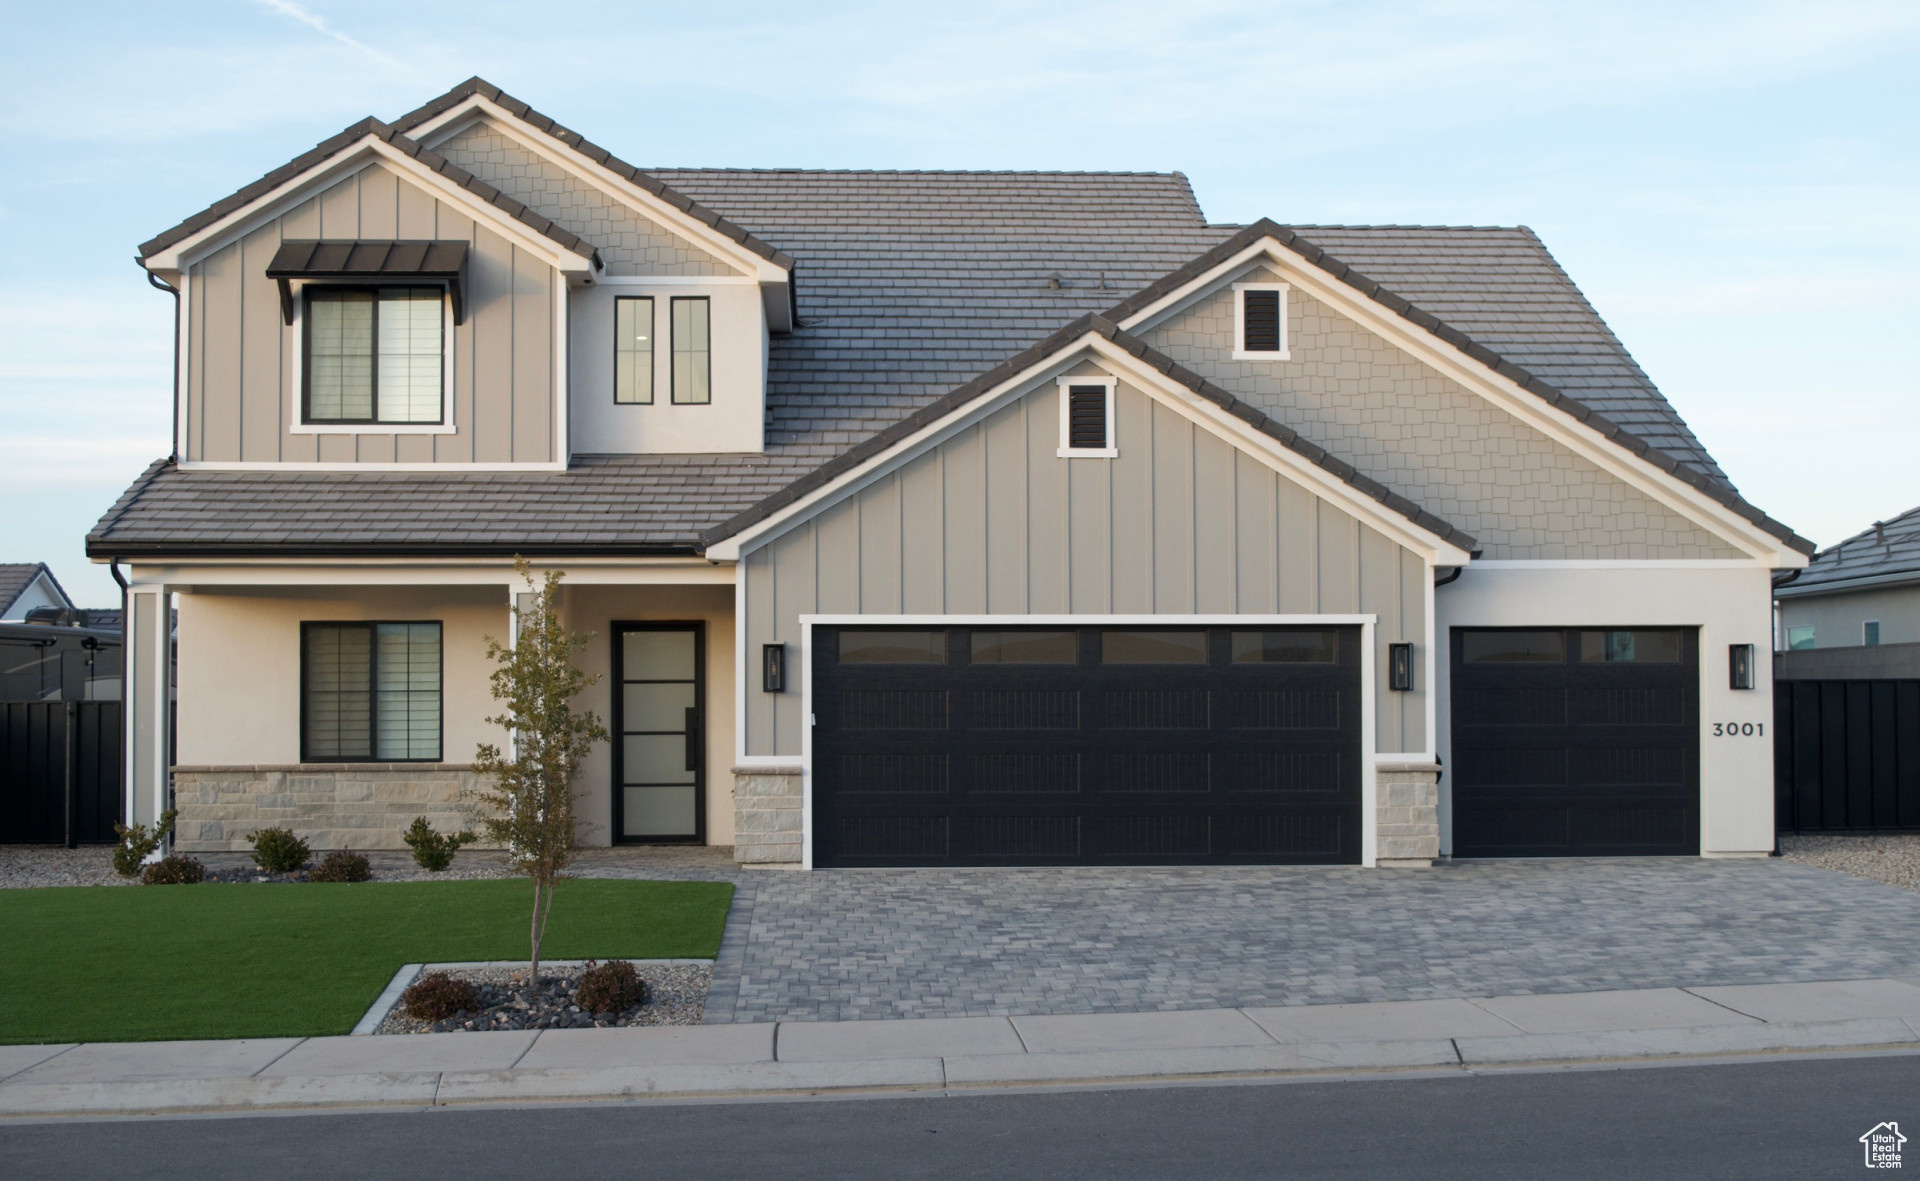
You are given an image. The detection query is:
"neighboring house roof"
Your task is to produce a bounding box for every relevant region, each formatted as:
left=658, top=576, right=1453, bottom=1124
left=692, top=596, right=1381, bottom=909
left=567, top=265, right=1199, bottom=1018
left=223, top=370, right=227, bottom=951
left=1776, top=505, right=1920, bottom=596
left=137, top=116, right=600, bottom=266
left=0, top=563, right=72, bottom=615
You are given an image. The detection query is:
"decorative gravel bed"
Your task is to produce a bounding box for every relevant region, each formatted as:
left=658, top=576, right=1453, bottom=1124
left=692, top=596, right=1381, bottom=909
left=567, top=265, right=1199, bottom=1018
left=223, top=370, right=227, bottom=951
left=0, top=846, right=129, bottom=889
left=375, top=961, right=712, bottom=1034
left=1779, top=832, right=1920, bottom=893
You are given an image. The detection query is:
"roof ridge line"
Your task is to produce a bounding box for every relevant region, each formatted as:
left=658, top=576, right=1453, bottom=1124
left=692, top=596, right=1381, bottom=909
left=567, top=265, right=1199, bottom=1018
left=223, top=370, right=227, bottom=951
left=1096, top=220, right=1814, bottom=556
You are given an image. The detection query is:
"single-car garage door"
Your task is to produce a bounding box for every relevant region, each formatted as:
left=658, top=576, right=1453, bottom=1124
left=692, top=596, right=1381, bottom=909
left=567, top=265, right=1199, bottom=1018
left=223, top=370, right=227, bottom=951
left=812, top=625, right=1362, bottom=867
left=1450, top=628, right=1699, bottom=857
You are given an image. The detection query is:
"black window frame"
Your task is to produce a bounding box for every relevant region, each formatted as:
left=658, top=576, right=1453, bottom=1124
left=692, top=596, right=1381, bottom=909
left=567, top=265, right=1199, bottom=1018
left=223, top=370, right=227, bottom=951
left=301, top=283, right=448, bottom=426
left=299, top=620, right=444, bottom=763
left=613, top=295, right=655, bottom=405
left=669, top=295, right=711, bottom=405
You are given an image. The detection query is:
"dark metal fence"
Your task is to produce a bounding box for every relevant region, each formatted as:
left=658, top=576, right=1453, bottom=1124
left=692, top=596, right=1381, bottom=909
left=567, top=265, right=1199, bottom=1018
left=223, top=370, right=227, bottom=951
left=1774, top=680, right=1920, bottom=832
left=0, top=701, right=123, bottom=845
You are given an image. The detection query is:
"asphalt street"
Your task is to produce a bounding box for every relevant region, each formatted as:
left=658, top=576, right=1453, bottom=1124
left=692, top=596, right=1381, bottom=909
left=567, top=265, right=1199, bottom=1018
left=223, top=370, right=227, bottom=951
left=2, top=1052, right=1915, bottom=1180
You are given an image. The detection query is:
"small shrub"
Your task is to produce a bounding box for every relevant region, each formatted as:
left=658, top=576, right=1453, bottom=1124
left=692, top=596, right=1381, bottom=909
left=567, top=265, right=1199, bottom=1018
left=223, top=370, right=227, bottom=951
left=141, top=854, right=205, bottom=885
left=309, top=850, right=372, bottom=883
left=112, top=809, right=177, bottom=878
left=576, top=960, right=646, bottom=1014
left=401, top=972, right=479, bottom=1021
left=247, top=826, right=311, bottom=873
left=403, top=816, right=477, bottom=872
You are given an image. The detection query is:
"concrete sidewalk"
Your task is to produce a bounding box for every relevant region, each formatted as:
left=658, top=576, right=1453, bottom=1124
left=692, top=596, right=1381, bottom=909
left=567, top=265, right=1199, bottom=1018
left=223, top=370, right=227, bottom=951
left=4, top=977, right=1919, bottom=1117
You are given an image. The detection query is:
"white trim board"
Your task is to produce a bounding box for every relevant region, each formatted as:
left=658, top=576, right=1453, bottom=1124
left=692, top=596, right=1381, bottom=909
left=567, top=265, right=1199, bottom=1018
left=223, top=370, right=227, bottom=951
left=1117, top=237, right=1807, bottom=567
left=795, top=612, right=1386, bottom=869
left=411, top=106, right=784, bottom=284
left=706, top=331, right=1474, bottom=567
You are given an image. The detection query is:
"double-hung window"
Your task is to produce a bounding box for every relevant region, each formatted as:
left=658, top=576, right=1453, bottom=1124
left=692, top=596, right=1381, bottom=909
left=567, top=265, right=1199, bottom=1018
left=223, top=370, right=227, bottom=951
left=302, top=622, right=442, bottom=762
left=304, top=287, right=445, bottom=424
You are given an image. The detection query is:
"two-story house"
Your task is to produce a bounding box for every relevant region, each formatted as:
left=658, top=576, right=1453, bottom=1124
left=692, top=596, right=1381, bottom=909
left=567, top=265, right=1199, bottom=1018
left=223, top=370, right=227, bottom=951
left=89, top=78, right=1811, bottom=869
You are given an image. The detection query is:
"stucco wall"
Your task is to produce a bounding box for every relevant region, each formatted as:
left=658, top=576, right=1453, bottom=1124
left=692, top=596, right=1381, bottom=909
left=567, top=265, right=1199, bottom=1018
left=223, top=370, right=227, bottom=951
left=567, top=282, right=766, bottom=454
left=174, top=586, right=509, bottom=767
left=1436, top=565, right=1777, bottom=856
left=741, top=370, right=1430, bottom=759
left=434, top=121, right=735, bottom=278
left=1777, top=583, right=1920, bottom=649
left=1140, top=270, right=1745, bottom=561
left=184, top=161, right=560, bottom=465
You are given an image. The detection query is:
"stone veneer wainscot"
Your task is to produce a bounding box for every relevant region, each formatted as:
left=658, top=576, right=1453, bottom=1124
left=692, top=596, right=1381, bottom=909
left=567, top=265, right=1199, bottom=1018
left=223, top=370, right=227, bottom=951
left=170, top=765, right=489, bottom=852
left=731, top=765, right=803, bottom=866
left=1375, top=762, right=1442, bottom=867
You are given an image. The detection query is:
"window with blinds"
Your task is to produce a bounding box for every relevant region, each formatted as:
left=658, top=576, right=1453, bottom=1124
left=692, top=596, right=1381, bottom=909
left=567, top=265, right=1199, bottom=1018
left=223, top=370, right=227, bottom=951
left=614, top=296, right=654, bottom=404
left=302, top=622, right=442, bottom=761
left=304, top=287, right=445, bottom=424
left=671, top=296, right=711, bottom=404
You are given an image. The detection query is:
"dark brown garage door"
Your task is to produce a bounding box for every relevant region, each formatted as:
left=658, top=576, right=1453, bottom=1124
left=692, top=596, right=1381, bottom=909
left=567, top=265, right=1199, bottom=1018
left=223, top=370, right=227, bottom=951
left=1450, top=628, right=1699, bottom=856
left=811, top=625, right=1362, bottom=867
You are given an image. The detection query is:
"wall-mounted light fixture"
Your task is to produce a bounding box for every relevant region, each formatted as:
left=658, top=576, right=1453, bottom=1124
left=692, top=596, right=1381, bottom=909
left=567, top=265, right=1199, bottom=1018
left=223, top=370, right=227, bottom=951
left=1389, top=643, right=1414, bottom=691
left=762, top=643, right=786, bottom=693
left=1729, top=643, right=1755, bottom=691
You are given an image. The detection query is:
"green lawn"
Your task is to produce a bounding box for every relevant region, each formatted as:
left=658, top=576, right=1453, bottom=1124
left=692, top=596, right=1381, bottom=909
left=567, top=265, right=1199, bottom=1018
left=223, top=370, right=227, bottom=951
left=0, top=878, right=734, bottom=1045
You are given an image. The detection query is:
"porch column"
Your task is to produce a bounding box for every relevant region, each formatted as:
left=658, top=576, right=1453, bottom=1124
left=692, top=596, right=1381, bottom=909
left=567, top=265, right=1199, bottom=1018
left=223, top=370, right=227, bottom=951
left=123, top=584, right=173, bottom=851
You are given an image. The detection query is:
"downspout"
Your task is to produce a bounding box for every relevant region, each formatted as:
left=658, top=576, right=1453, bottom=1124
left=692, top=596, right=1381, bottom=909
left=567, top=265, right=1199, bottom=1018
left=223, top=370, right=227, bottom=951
left=109, top=559, right=131, bottom=829
left=145, top=264, right=181, bottom=463
left=1433, top=565, right=1464, bottom=587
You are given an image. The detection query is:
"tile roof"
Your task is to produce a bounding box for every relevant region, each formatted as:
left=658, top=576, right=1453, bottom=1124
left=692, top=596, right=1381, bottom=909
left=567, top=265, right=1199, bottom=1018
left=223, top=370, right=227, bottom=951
left=1777, top=505, right=1920, bottom=595
left=0, top=563, right=68, bottom=615
left=137, top=117, right=598, bottom=265
left=98, top=103, right=1807, bottom=561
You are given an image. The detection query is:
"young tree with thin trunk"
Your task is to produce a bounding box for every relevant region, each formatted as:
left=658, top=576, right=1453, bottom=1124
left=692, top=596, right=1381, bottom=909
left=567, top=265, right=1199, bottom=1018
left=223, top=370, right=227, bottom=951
left=471, top=560, right=608, bottom=985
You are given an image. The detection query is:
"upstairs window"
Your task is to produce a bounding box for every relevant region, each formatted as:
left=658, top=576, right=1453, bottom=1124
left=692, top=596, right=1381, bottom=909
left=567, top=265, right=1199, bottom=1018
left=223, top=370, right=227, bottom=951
left=671, top=296, right=711, bottom=404
left=1865, top=620, right=1881, bottom=646
left=304, top=287, right=445, bottom=424
left=1055, top=376, right=1117, bottom=457
left=302, top=622, right=442, bottom=762
left=1232, top=281, right=1290, bottom=360
left=1786, top=626, right=1815, bottom=651
left=614, top=296, right=655, bottom=404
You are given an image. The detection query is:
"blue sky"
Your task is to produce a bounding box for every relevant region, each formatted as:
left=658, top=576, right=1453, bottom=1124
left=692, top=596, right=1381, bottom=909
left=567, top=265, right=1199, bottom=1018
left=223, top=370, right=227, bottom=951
left=2, top=0, right=1915, bottom=603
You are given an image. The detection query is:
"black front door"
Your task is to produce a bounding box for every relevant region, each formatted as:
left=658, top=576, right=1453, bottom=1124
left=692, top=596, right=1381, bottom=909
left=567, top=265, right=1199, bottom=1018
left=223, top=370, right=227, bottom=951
left=811, top=624, right=1363, bottom=867
left=1450, top=627, right=1699, bottom=856
left=612, top=622, right=704, bottom=843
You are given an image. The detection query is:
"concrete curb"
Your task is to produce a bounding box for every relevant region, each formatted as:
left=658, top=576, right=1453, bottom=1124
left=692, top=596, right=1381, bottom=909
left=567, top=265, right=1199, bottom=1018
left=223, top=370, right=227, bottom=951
left=7, top=979, right=1920, bottom=1118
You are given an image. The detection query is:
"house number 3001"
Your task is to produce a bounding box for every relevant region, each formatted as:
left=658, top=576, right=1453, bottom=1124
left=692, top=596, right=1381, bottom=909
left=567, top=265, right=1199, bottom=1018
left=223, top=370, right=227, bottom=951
left=1712, top=723, right=1763, bottom=737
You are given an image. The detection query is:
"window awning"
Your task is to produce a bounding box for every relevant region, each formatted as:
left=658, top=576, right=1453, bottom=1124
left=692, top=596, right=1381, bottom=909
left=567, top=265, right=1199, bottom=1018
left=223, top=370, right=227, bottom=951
left=266, top=240, right=470, bottom=325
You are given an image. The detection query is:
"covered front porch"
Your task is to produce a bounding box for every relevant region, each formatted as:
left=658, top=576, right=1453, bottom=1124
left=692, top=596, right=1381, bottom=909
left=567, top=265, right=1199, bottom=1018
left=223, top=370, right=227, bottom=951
left=118, top=560, right=760, bottom=859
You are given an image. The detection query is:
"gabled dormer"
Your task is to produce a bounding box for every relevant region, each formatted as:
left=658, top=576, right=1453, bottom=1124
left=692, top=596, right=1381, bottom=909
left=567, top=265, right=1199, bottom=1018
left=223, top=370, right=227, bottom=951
left=136, top=80, right=795, bottom=470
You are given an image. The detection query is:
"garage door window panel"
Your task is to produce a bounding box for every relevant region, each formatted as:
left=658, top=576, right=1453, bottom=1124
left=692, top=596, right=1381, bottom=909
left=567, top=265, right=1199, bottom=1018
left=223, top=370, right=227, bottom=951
left=1580, top=630, right=1683, bottom=663
left=1101, top=630, right=1207, bottom=664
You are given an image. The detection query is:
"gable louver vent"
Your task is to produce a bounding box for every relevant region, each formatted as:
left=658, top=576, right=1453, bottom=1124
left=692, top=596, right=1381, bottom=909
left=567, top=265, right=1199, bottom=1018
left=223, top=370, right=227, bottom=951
left=1242, top=289, right=1281, bottom=352
left=1067, top=386, right=1109, bottom=449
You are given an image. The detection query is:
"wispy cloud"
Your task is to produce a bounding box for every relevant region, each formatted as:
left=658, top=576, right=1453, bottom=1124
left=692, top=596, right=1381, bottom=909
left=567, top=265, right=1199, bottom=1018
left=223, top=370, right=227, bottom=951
left=253, top=0, right=416, bottom=77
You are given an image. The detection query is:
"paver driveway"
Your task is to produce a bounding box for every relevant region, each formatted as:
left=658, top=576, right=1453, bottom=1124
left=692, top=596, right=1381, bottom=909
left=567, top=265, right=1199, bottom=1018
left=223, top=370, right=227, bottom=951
left=573, top=852, right=1920, bottom=1024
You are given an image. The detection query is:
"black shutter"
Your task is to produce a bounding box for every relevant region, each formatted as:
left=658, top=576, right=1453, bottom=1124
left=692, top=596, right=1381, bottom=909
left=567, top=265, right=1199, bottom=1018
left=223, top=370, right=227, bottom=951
left=1243, top=290, right=1281, bottom=352
left=1067, top=385, right=1108, bottom=449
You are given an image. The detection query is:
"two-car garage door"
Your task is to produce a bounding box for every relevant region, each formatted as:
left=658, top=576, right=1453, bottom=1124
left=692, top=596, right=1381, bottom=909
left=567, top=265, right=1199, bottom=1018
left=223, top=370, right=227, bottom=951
left=811, top=625, right=1362, bottom=867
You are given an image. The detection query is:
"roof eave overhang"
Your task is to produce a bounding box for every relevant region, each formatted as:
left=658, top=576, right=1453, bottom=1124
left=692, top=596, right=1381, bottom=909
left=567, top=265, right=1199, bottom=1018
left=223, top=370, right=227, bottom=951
left=702, top=323, right=1474, bottom=567
left=1112, top=230, right=1813, bottom=567
left=140, top=135, right=599, bottom=280
left=403, top=94, right=793, bottom=286
left=84, top=541, right=704, bottom=561
left=1774, top=567, right=1920, bottom=599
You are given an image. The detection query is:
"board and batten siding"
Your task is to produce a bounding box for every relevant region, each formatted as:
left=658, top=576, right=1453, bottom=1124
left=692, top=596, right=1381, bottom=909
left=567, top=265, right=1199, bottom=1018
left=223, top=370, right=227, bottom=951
left=742, top=377, right=1429, bottom=758
left=183, top=161, right=559, bottom=464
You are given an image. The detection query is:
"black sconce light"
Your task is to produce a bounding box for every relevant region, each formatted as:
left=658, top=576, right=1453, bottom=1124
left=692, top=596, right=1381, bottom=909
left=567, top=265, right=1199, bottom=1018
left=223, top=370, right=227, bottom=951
left=1388, top=643, right=1414, bottom=691
left=762, top=643, right=787, bottom=693
left=1729, top=643, right=1755, bottom=691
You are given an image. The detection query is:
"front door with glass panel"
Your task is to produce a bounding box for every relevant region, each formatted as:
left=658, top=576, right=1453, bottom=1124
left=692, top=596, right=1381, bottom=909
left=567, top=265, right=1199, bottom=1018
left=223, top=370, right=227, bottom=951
left=613, top=623, right=704, bottom=843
